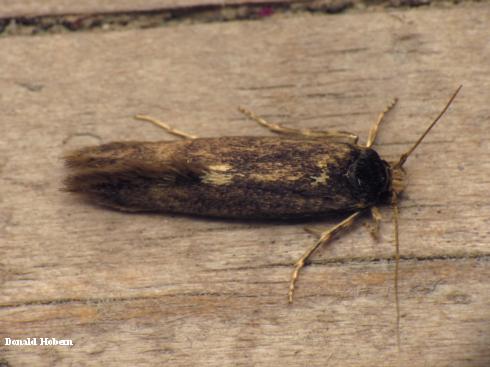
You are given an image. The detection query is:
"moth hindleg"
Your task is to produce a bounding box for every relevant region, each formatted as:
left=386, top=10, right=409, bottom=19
left=238, top=106, right=358, bottom=144
left=134, top=115, right=198, bottom=140
left=289, top=211, right=362, bottom=303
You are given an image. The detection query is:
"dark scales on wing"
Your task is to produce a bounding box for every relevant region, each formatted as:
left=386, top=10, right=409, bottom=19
left=64, top=136, right=391, bottom=219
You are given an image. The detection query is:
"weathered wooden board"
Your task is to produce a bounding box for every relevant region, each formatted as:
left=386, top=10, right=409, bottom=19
left=1, top=259, right=488, bottom=366
left=1, top=3, right=489, bottom=366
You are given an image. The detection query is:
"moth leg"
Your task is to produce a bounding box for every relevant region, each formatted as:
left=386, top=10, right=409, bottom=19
left=366, top=98, right=398, bottom=148
left=364, top=206, right=382, bottom=240
left=289, top=211, right=362, bottom=303
left=238, top=106, right=358, bottom=144
left=134, top=115, right=198, bottom=140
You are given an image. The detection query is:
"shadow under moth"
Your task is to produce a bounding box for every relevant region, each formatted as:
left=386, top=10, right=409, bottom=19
left=64, top=86, right=462, bottom=350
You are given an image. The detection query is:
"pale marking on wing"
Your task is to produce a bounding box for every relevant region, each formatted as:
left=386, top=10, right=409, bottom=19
left=208, top=164, right=233, bottom=172
left=201, top=171, right=235, bottom=185
left=250, top=172, right=302, bottom=182
left=310, top=170, right=330, bottom=186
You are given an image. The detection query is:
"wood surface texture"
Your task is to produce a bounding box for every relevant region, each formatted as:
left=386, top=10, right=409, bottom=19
left=1, top=3, right=489, bottom=366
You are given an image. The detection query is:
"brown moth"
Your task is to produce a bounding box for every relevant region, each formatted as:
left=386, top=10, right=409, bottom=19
left=64, top=86, right=461, bottom=349
left=64, top=137, right=391, bottom=218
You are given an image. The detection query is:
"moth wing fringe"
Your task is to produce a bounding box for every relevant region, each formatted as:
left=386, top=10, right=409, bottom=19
left=63, top=156, right=207, bottom=196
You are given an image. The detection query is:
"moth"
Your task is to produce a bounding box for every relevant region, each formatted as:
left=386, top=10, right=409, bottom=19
left=64, top=86, right=461, bottom=346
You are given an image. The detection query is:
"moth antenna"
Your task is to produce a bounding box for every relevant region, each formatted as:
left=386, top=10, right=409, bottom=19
left=394, top=85, right=462, bottom=169
left=392, top=191, right=401, bottom=354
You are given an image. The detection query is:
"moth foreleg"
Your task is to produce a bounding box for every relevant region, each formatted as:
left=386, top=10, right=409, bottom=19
left=289, top=211, right=362, bottom=303
left=134, top=115, right=198, bottom=139
left=238, top=106, right=358, bottom=144
left=365, top=98, right=398, bottom=148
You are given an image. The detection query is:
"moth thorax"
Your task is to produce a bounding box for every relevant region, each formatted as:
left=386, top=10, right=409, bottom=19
left=390, top=165, right=407, bottom=195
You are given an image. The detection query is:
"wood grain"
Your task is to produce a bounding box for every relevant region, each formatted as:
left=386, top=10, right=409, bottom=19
left=1, top=3, right=489, bottom=366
